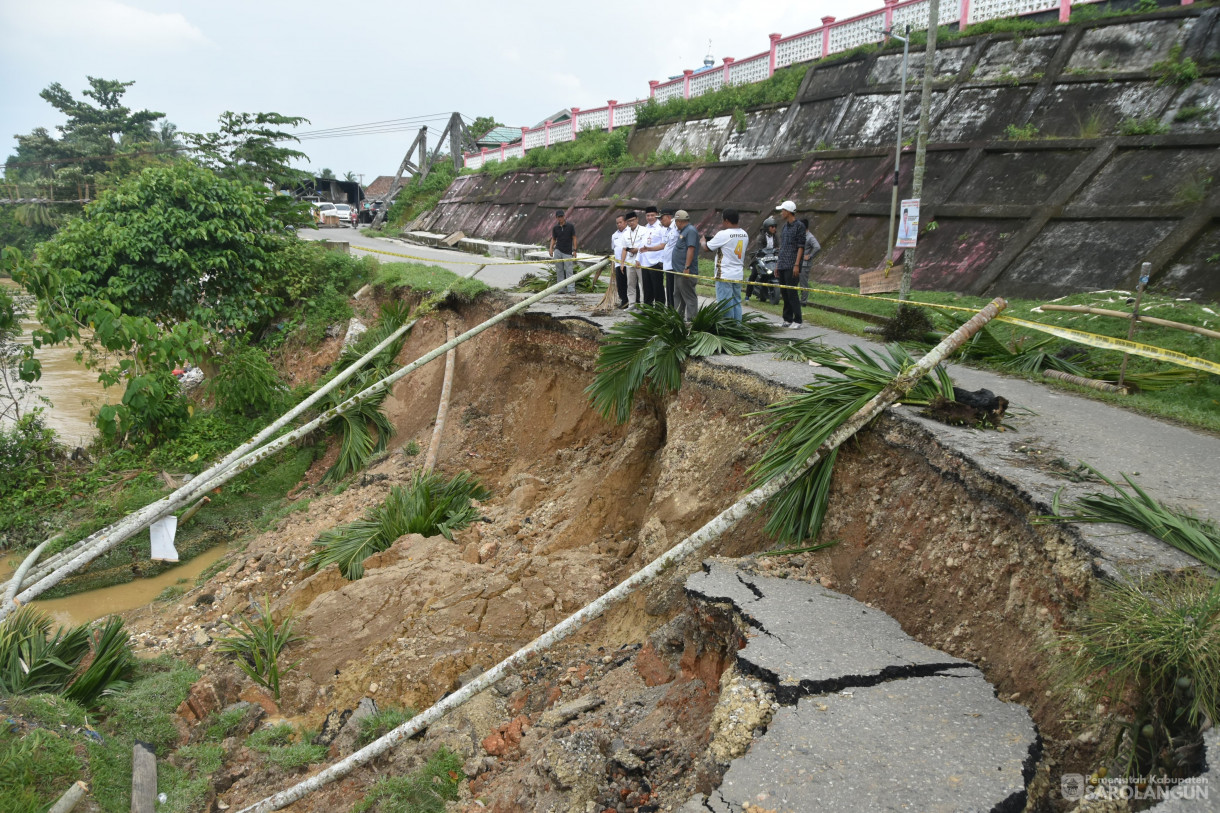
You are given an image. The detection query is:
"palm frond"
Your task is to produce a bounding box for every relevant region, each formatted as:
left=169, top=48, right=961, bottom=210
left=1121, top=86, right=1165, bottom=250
left=587, top=301, right=786, bottom=424
left=63, top=616, right=135, bottom=705
left=310, top=470, right=490, bottom=579
left=1045, top=465, right=1220, bottom=569
left=749, top=344, right=954, bottom=543
left=771, top=338, right=837, bottom=364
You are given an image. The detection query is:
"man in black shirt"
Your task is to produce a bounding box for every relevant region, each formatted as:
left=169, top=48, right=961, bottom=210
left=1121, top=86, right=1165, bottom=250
left=774, top=200, right=805, bottom=329
left=549, top=210, right=578, bottom=294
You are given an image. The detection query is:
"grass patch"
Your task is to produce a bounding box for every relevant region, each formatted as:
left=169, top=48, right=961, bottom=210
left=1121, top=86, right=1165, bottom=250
left=202, top=705, right=249, bottom=742
left=0, top=726, right=84, bottom=813
left=1053, top=571, right=1220, bottom=778
left=1119, top=116, right=1170, bottom=136
left=248, top=723, right=328, bottom=771
left=359, top=705, right=417, bottom=745
left=353, top=747, right=464, bottom=813
left=372, top=261, right=490, bottom=304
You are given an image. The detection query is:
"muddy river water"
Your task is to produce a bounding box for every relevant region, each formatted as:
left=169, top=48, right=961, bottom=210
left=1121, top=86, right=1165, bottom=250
left=1, top=277, right=118, bottom=445
left=3, top=278, right=220, bottom=627
left=2, top=545, right=227, bottom=628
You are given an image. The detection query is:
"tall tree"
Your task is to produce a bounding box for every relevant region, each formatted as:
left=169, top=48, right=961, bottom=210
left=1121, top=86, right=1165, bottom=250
left=184, top=111, right=311, bottom=191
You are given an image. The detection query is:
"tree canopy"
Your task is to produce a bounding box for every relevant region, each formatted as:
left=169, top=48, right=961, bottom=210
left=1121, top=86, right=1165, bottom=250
left=184, top=111, right=310, bottom=191
left=34, top=161, right=295, bottom=333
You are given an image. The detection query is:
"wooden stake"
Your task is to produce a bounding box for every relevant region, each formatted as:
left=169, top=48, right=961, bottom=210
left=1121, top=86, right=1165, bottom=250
left=48, top=780, right=88, bottom=813
left=131, top=742, right=156, bottom=813
left=1118, top=263, right=1150, bottom=390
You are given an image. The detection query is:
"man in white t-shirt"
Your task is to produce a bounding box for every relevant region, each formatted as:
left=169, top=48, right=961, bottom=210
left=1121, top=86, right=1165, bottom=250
left=637, top=205, right=666, bottom=305
left=702, top=207, right=749, bottom=321
left=610, top=214, right=630, bottom=309
left=619, top=211, right=643, bottom=308
left=658, top=210, right=679, bottom=309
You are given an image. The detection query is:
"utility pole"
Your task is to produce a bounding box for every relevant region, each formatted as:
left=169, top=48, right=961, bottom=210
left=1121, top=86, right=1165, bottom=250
left=885, top=25, right=912, bottom=264
left=899, top=0, right=940, bottom=302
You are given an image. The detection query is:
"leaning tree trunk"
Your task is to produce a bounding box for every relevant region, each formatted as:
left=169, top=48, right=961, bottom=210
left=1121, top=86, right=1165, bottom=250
left=423, top=325, right=456, bottom=471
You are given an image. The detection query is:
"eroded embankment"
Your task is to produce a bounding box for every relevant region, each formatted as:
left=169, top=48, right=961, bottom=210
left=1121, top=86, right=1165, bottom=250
left=125, top=300, right=1103, bottom=812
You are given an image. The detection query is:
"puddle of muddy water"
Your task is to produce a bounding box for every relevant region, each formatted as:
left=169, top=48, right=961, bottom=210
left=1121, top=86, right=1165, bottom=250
left=1, top=278, right=119, bottom=446
left=2, top=544, right=227, bottom=627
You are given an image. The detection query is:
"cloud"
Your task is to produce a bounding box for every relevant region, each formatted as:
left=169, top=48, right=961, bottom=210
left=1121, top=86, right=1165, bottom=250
left=2, top=0, right=211, bottom=51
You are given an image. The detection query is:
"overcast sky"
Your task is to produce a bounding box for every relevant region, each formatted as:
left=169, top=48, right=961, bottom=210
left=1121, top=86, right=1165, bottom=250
left=1, top=0, right=880, bottom=183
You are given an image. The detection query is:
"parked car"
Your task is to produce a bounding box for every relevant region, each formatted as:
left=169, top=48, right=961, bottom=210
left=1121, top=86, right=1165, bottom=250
left=361, top=199, right=387, bottom=224
left=332, top=203, right=352, bottom=227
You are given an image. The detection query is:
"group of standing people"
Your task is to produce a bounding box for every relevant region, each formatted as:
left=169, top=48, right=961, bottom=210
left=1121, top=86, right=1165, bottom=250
left=550, top=201, right=819, bottom=326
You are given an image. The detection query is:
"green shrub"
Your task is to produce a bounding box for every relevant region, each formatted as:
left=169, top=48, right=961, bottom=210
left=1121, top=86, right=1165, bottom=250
left=1173, top=105, right=1212, bottom=123
left=635, top=65, right=806, bottom=128
left=0, top=411, right=60, bottom=501
left=1053, top=571, right=1220, bottom=777
left=1118, top=116, right=1170, bottom=136
left=1151, top=45, right=1200, bottom=87
left=1003, top=123, right=1040, bottom=141
left=277, top=239, right=377, bottom=301
left=384, top=164, right=458, bottom=227
left=208, top=343, right=286, bottom=417
left=301, top=283, right=354, bottom=345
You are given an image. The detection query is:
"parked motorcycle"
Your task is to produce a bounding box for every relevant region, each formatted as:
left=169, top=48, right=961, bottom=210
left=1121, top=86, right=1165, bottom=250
left=747, top=247, right=781, bottom=305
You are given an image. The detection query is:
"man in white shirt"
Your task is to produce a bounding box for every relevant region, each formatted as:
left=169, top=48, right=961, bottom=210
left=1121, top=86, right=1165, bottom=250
left=619, top=211, right=644, bottom=308
left=702, top=208, right=749, bottom=321
left=656, top=210, right=679, bottom=308
left=610, top=214, right=630, bottom=309
left=637, top=205, right=666, bottom=305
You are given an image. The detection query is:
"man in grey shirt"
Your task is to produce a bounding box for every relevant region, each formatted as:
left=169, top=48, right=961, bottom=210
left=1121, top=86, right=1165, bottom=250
left=798, top=218, right=821, bottom=305
left=671, top=210, right=701, bottom=321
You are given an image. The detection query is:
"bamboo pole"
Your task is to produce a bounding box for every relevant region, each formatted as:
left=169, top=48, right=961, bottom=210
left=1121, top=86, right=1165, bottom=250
left=2, top=319, right=417, bottom=598
left=1039, top=305, right=1220, bottom=340
left=236, top=296, right=1007, bottom=813
left=0, top=262, right=608, bottom=618
left=1043, top=369, right=1129, bottom=393
left=423, top=326, right=456, bottom=471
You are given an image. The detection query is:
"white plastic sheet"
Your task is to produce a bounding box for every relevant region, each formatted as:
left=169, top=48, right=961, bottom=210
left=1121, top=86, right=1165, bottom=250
left=149, top=515, right=179, bottom=561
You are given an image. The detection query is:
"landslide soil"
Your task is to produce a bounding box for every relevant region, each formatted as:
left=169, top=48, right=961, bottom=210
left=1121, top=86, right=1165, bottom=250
left=122, top=296, right=1105, bottom=812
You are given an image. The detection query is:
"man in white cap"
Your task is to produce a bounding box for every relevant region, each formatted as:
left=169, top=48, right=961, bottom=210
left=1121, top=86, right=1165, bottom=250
left=671, top=210, right=701, bottom=320
left=774, top=200, right=805, bottom=329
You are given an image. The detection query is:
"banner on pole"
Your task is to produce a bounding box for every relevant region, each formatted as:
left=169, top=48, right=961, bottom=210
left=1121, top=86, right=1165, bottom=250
left=896, top=199, right=920, bottom=248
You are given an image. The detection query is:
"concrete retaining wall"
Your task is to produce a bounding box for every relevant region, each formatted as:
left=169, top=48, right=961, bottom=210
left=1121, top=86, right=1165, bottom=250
left=418, top=8, right=1220, bottom=300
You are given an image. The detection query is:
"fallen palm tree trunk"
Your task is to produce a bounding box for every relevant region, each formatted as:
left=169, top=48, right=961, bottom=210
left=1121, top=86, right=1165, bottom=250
left=0, top=262, right=608, bottom=619
left=5, top=319, right=420, bottom=597
left=3, top=535, right=58, bottom=608
left=1043, top=369, right=1129, bottom=394
left=423, top=326, right=456, bottom=471
left=1040, top=304, right=1220, bottom=340
left=236, top=296, right=1007, bottom=813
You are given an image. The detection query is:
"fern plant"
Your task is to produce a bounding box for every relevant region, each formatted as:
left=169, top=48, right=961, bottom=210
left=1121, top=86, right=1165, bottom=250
left=587, top=301, right=784, bottom=424
left=750, top=344, right=954, bottom=544
left=310, top=470, right=490, bottom=579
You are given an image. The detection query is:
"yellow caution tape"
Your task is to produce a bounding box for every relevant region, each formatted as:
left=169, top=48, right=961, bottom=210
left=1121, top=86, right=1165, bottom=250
left=353, top=242, right=1218, bottom=376
left=672, top=268, right=1220, bottom=377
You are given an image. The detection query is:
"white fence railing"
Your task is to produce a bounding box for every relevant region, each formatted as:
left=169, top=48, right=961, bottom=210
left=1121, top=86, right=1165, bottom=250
left=464, top=0, right=1177, bottom=168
